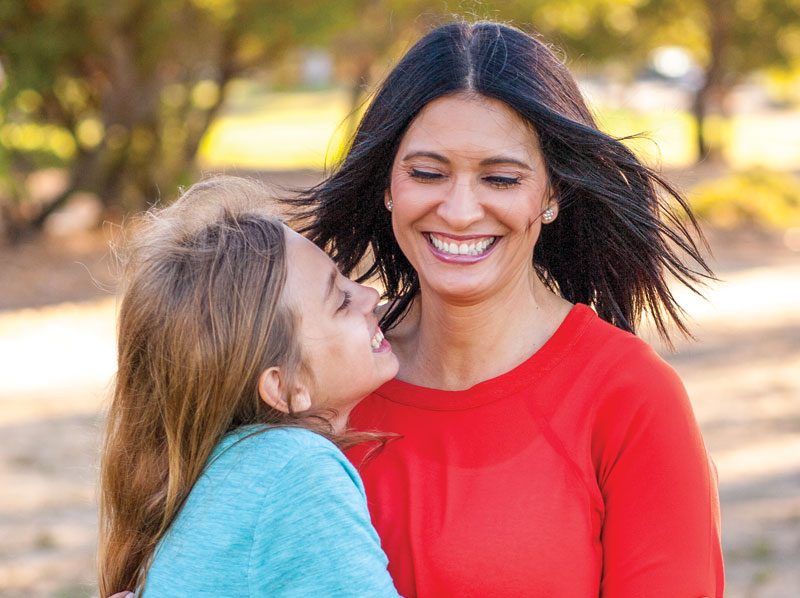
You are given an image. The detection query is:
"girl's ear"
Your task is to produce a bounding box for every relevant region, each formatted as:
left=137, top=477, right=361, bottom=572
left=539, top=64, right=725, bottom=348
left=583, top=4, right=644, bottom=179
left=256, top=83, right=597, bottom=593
left=258, top=367, right=312, bottom=414
left=258, top=367, right=289, bottom=413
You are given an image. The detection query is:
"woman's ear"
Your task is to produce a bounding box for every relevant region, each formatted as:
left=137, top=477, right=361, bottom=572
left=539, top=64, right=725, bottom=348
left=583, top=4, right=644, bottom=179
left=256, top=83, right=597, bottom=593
left=258, top=367, right=312, bottom=414
left=543, top=182, right=559, bottom=222
left=547, top=200, right=559, bottom=220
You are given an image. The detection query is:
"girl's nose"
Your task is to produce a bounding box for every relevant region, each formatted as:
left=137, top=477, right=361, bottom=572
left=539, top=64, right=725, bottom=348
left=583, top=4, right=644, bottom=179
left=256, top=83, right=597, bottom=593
left=357, top=283, right=380, bottom=313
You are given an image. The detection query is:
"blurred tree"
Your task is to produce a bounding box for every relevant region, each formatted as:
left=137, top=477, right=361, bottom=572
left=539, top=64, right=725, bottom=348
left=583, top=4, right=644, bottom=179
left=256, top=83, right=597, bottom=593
left=329, top=0, right=634, bottom=139
left=496, top=0, right=800, bottom=161
left=0, top=0, right=356, bottom=241
left=628, top=0, right=800, bottom=161
left=3, top=0, right=798, bottom=242
left=327, top=0, right=445, bottom=144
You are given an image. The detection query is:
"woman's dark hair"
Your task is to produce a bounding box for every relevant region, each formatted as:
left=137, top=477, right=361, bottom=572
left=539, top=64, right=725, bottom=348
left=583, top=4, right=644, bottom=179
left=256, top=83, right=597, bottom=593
left=289, top=20, right=713, bottom=346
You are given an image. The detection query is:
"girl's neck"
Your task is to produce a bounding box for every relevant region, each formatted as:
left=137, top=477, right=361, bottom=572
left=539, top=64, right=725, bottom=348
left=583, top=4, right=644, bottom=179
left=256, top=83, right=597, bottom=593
left=390, top=269, right=572, bottom=391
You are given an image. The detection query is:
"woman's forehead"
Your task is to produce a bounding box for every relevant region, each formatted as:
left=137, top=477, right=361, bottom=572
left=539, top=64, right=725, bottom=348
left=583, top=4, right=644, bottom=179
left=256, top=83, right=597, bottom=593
left=397, top=94, right=541, bottom=161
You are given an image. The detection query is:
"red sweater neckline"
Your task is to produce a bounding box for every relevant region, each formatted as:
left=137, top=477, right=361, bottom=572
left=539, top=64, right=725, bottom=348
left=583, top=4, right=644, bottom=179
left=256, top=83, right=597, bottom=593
left=373, top=303, right=595, bottom=411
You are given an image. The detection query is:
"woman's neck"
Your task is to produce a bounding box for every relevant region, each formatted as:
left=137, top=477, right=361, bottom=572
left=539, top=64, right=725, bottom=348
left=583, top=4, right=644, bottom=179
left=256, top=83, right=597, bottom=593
left=390, top=270, right=572, bottom=391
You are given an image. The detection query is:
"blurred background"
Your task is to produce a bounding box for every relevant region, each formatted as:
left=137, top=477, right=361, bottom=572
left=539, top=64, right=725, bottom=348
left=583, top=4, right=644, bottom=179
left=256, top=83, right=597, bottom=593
left=1, top=1, right=799, bottom=596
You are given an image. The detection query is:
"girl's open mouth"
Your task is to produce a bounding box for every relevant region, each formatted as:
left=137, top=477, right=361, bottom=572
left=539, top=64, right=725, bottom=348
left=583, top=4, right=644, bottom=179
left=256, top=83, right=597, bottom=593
left=371, top=327, right=390, bottom=352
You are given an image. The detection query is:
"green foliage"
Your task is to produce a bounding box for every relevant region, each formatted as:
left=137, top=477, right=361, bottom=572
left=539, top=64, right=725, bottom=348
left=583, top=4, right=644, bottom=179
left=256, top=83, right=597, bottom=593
left=0, top=0, right=360, bottom=238
left=2, top=0, right=798, bottom=240
left=629, top=0, right=800, bottom=74
left=690, top=168, right=800, bottom=229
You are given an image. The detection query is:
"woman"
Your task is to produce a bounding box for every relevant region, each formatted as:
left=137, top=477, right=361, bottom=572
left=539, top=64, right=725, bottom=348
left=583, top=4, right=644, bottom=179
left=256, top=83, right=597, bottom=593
left=291, top=20, right=724, bottom=598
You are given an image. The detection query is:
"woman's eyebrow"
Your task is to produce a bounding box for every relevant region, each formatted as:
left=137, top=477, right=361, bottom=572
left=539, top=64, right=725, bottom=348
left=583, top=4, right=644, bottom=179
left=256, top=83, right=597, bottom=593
left=479, top=157, right=532, bottom=170
left=401, top=151, right=531, bottom=170
left=401, top=151, right=450, bottom=163
left=324, top=269, right=337, bottom=304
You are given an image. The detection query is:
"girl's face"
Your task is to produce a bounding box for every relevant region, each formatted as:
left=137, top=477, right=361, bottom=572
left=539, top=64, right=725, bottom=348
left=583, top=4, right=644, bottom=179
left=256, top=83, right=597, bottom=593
left=282, top=228, right=399, bottom=428
left=386, top=93, right=557, bottom=305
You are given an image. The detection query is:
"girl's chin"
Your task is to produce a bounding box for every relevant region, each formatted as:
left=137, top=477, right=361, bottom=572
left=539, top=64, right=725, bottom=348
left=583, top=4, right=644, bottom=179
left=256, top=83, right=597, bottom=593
left=377, top=354, right=400, bottom=382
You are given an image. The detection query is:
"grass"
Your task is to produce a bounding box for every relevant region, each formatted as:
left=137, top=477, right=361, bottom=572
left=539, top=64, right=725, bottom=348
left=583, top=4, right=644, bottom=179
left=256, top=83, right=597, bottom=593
left=54, top=585, right=94, bottom=598
left=198, top=84, right=356, bottom=170
left=593, top=106, right=697, bottom=167
left=198, top=85, right=800, bottom=172
left=750, top=536, right=773, bottom=561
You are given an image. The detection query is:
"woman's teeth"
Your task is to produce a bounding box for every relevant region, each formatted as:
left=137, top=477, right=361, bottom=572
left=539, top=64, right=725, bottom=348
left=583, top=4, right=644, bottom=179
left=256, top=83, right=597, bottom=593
left=371, top=328, right=385, bottom=350
left=429, top=234, right=496, bottom=256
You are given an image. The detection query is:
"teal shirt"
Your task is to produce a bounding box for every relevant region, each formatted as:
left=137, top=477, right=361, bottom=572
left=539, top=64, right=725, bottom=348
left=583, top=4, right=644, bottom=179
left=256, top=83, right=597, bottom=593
left=141, top=427, right=400, bottom=597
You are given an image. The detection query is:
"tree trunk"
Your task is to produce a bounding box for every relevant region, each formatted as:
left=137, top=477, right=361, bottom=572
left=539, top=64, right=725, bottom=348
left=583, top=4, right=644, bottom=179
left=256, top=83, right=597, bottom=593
left=693, top=0, right=731, bottom=162
left=344, top=56, right=373, bottom=145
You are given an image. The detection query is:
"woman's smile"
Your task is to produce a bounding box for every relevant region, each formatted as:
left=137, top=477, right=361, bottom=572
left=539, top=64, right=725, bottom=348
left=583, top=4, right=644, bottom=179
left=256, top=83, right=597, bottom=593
left=424, top=232, right=500, bottom=262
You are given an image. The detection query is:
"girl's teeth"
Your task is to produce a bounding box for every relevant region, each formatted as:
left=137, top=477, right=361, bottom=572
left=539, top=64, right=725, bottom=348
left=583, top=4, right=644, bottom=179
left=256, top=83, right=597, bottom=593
left=430, top=235, right=495, bottom=256
left=371, top=329, right=384, bottom=350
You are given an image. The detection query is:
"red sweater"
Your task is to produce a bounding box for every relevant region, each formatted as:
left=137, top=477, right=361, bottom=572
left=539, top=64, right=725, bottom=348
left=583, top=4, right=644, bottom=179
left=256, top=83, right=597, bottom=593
left=348, top=304, right=724, bottom=598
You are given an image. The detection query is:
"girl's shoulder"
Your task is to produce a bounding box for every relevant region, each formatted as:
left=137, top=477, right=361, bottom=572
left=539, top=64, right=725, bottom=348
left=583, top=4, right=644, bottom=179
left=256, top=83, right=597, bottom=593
left=166, top=427, right=364, bottom=539
left=209, top=426, right=349, bottom=482
left=145, top=430, right=386, bottom=597
left=218, top=425, right=338, bottom=455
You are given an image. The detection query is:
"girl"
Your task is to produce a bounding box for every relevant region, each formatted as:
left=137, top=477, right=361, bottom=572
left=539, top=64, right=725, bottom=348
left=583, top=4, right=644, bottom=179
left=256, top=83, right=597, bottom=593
left=98, top=176, right=401, bottom=597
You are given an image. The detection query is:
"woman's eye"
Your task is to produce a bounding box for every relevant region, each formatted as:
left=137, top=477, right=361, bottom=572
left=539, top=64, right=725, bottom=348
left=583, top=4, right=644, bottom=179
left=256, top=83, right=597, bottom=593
left=410, top=169, right=444, bottom=181
left=337, top=290, right=352, bottom=312
left=484, top=175, right=521, bottom=188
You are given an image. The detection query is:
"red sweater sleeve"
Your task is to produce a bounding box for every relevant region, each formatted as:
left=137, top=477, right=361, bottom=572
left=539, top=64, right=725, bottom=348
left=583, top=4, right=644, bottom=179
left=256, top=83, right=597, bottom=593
left=591, top=344, right=724, bottom=598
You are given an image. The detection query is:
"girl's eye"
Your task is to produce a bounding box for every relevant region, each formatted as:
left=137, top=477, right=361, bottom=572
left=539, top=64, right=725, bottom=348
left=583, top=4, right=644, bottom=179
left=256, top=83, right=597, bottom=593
left=483, top=175, right=521, bottom=188
left=337, top=290, right=352, bottom=312
left=410, top=168, right=444, bottom=181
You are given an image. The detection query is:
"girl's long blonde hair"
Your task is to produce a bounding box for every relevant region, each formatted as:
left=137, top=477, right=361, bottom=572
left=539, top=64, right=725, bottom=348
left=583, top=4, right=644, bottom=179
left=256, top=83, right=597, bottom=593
left=98, top=177, right=332, bottom=596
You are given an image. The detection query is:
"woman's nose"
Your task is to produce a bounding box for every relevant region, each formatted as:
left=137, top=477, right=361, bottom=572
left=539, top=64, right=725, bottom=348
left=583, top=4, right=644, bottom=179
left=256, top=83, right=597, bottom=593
left=437, top=179, right=484, bottom=230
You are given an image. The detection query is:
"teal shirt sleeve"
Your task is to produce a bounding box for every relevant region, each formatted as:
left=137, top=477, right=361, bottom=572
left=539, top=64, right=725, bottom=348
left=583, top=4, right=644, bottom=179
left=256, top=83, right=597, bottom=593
left=249, top=447, right=400, bottom=597
left=140, top=428, right=400, bottom=598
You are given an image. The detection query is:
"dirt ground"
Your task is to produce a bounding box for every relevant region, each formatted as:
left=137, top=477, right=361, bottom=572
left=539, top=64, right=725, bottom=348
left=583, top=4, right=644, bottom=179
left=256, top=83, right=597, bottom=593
left=0, top=188, right=798, bottom=597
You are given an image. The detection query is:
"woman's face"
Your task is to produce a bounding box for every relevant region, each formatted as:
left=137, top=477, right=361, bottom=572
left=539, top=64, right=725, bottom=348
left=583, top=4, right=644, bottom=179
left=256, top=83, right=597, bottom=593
left=387, top=93, right=556, bottom=304
left=282, top=228, right=399, bottom=423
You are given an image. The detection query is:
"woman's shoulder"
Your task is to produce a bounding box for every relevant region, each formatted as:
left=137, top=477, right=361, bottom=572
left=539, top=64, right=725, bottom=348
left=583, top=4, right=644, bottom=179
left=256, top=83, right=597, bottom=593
left=573, top=328, right=700, bottom=452
left=563, top=307, right=690, bottom=415
left=576, top=307, right=673, bottom=373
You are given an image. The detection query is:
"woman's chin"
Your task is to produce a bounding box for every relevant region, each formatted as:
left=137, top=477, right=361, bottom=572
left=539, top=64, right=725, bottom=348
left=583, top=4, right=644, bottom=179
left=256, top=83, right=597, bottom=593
left=419, top=275, right=500, bottom=306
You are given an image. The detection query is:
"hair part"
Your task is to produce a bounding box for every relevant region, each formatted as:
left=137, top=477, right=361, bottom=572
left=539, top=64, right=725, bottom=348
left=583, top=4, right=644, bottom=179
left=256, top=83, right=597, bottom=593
left=288, top=20, right=714, bottom=346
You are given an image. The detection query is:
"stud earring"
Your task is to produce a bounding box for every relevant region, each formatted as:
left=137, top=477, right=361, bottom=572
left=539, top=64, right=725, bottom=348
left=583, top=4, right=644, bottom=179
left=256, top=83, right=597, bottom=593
left=542, top=207, right=555, bottom=222
left=386, top=198, right=393, bottom=211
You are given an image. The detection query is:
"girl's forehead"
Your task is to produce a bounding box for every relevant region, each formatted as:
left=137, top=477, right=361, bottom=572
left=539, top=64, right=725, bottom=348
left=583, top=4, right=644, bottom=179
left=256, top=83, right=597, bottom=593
left=284, top=227, right=329, bottom=260
left=283, top=230, right=336, bottom=295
